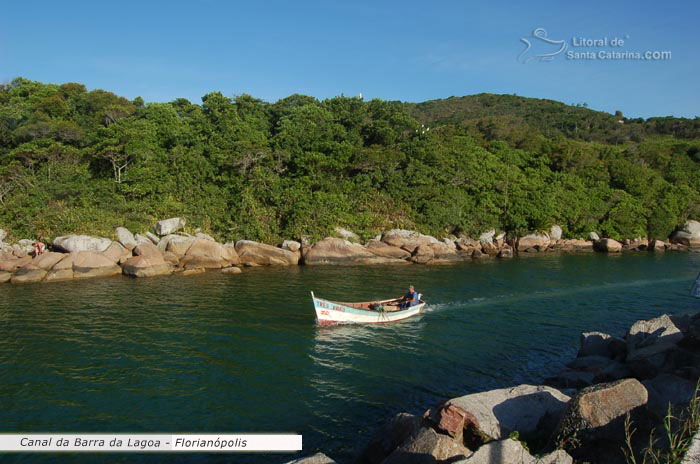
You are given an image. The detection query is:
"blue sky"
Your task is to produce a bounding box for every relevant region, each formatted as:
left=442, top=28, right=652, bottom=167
left=2, top=1, right=698, bottom=118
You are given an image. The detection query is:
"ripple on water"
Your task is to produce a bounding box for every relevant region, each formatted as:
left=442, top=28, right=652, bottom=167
left=0, top=252, right=699, bottom=463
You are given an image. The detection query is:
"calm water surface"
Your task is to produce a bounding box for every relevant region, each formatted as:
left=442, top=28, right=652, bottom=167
left=1, top=252, right=699, bottom=463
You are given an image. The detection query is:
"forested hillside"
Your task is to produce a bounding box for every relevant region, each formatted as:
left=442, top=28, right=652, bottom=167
left=0, top=78, right=698, bottom=243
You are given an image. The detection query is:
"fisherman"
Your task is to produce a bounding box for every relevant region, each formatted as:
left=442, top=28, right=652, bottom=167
left=33, top=240, right=45, bottom=257
left=399, top=285, right=420, bottom=309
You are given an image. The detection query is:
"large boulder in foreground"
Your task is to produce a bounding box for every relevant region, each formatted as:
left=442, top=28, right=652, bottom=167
left=303, top=238, right=406, bottom=265
left=552, top=379, right=647, bottom=451
left=382, top=427, right=472, bottom=464
left=154, top=217, right=185, bottom=236
left=361, top=413, right=421, bottom=464
left=181, top=238, right=240, bottom=269
left=428, top=385, right=570, bottom=446
left=235, top=240, right=299, bottom=266
left=381, top=229, right=438, bottom=253
left=643, top=373, right=696, bottom=420
left=122, top=254, right=172, bottom=277
left=53, top=235, right=112, bottom=253
left=456, top=438, right=572, bottom=464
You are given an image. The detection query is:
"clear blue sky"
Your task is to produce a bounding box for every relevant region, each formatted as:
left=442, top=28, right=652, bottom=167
left=2, top=0, right=698, bottom=118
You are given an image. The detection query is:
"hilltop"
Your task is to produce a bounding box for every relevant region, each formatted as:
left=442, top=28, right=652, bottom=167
left=405, top=93, right=700, bottom=143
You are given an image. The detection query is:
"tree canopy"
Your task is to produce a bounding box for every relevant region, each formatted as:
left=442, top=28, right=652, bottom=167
left=1, top=78, right=698, bottom=243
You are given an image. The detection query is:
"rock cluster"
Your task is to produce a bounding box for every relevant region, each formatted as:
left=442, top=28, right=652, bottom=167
left=333, top=311, right=700, bottom=464
left=1, top=222, right=698, bottom=285
left=0, top=219, right=244, bottom=283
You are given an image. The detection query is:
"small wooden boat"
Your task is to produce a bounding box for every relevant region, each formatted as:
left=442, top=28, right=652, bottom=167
left=311, top=291, right=425, bottom=325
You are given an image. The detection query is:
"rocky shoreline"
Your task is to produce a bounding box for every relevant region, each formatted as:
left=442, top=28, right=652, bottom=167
left=1, top=219, right=699, bottom=285
left=289, top=311, right=700, bottom=464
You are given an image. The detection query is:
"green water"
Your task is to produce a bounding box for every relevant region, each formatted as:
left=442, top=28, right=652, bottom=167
left=1, top=252, right=699, bottom=463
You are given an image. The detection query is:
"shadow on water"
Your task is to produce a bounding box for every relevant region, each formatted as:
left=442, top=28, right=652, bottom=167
left=0, top=252, right=699, bottom=463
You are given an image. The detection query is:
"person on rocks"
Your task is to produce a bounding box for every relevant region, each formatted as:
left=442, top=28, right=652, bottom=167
left=33, top=241, right=45, bottom=256
left=399, top=285, right=420, bottom=309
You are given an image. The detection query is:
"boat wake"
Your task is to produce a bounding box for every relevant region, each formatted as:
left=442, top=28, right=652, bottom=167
left=423, top=276, right=693, bottom=313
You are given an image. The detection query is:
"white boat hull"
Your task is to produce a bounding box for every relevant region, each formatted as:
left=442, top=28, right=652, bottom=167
left=311, top=292, right=425, bottom=325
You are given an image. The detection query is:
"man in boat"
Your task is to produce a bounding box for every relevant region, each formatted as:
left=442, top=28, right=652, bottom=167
left=399, top=285, right=420, bottom=309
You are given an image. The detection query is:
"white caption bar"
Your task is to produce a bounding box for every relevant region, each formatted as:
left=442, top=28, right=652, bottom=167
left=0, top=434, right=302, bottom=452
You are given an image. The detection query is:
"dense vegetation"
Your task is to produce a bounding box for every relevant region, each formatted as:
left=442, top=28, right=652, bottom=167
left=0, top=78, right=698, bottom=244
